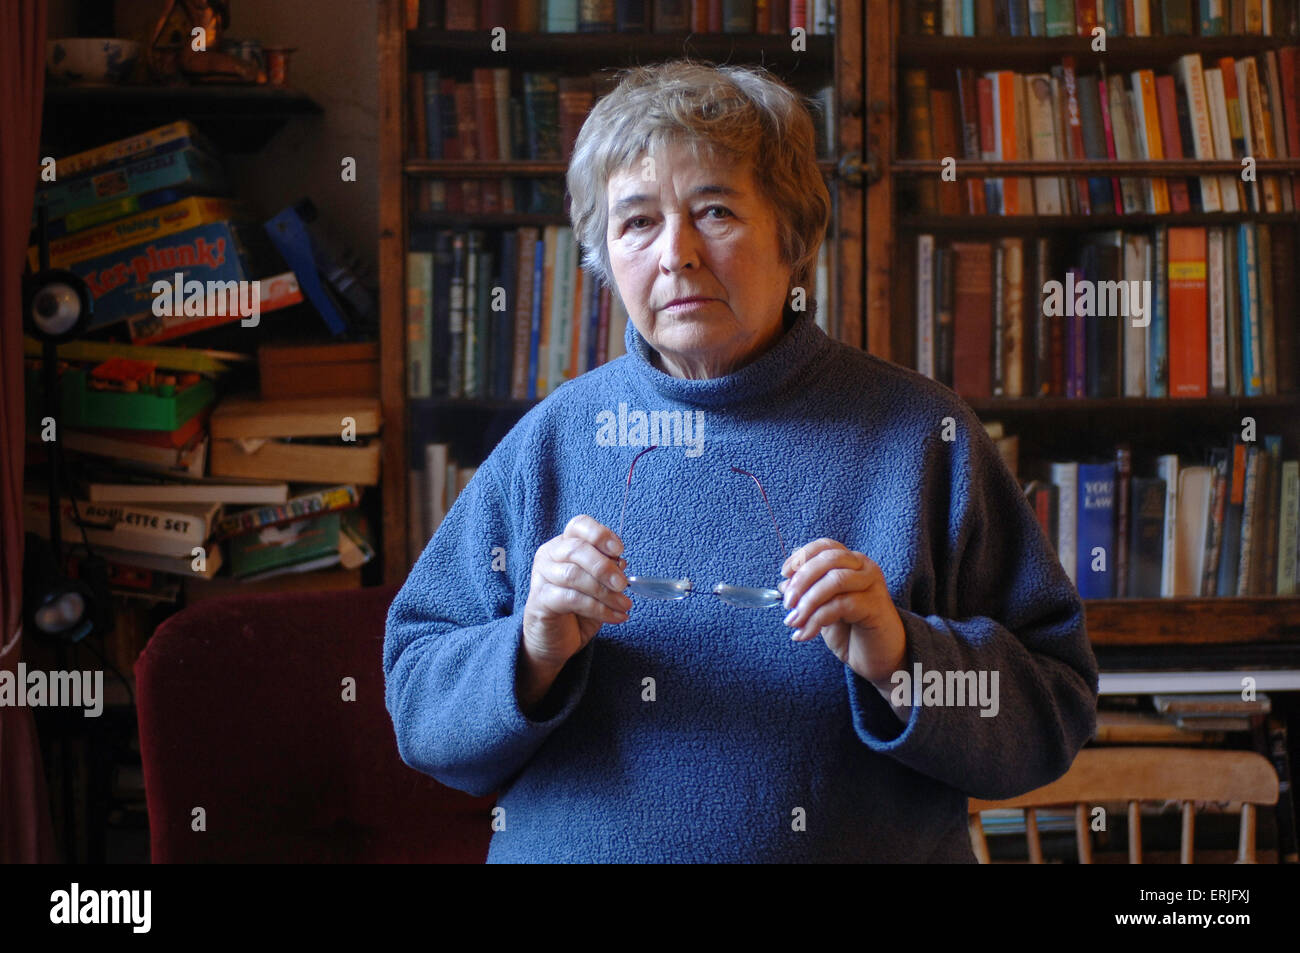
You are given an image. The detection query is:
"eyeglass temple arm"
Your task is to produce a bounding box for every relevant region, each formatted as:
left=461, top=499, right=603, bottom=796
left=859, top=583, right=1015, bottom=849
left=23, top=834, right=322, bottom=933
left=617, top=445, right=659, bottom=540
left=730, top=466, right=787, bottom=567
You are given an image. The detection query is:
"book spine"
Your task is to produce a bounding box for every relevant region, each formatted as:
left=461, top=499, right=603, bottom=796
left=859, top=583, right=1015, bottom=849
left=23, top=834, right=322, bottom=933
left=917, top=235, right=936, bottom=378
left=214, top=486, right=360, bottom=539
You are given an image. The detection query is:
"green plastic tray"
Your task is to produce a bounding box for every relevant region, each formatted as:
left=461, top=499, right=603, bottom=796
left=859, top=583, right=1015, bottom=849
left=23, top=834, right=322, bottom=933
left=51, top=367, right=216, bottom=431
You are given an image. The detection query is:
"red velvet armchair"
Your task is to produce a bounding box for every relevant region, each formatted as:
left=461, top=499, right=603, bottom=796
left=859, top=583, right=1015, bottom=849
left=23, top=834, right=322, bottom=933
left=135, top=584, right=495, bottom=862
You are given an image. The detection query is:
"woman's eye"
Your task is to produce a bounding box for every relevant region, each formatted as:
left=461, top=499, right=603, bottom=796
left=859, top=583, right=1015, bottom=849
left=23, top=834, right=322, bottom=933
left=704, top=206, right=733, bottom=220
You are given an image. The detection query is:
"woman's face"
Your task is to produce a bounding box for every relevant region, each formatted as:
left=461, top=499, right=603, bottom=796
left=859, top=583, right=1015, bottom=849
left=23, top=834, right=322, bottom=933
left=605, top=139, right=794, bottom=380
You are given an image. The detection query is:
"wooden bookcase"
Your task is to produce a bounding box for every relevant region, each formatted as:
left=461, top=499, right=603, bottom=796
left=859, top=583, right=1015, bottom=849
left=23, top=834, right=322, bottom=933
left=376, top=0, right=865, bottom=584
left=375, top=0, right=1300, bottom=663
left=862, top=0, right=1300, bottom=659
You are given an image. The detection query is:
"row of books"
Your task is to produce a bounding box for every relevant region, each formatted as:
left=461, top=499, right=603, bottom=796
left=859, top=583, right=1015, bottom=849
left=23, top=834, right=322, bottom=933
left=913, top=223, right=1297, bottom=399
left=911, top=0, right=1299, bottom=36
left=407, top=226, right=835, bottom=401
left=1028, top=437, right=1299, bottom=597
left=407, top=443, right=480, bottom=564
left=902, top=49, right=1300, bottom=216
left=407, top=226, right=628, bottom=400
left=407, top=67, right=834, bottom=217
left=407, top=0, right=838, bottom=33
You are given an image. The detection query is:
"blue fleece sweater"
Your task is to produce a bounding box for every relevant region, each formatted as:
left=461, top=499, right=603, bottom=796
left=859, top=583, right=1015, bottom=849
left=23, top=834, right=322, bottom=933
left=384, top=307, right=1099, bottom=863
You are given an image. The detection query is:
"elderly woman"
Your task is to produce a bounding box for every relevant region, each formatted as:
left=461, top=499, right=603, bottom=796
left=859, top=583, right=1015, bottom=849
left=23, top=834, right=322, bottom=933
left=384, top=59, right=1098, bottom=863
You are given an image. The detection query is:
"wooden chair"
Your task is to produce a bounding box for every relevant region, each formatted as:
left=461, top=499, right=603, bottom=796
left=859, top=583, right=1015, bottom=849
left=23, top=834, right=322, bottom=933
left=968, top=747, right=1279, bottom=864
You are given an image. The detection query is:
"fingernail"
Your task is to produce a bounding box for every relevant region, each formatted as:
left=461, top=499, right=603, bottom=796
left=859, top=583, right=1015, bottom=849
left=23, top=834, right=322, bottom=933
left=783, top=590, right=794, bottom=609
left=783, top=609, right=797, bottom=626
left=606, top=539, right=622, bottom=556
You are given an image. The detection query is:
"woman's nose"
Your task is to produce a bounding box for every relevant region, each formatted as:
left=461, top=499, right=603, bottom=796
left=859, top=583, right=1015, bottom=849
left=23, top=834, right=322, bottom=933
left=658, top=216, right=702, bottom=272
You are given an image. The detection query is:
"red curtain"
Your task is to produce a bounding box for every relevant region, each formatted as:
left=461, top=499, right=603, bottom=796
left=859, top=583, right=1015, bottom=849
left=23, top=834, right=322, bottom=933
left=0, top=0, right=56, bottom=863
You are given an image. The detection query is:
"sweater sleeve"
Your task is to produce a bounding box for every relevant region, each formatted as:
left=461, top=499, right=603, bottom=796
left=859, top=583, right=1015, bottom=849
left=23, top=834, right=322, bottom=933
left=383, top=460, right=593, bottom=798
left=844, top=403, right=1099, bottom=801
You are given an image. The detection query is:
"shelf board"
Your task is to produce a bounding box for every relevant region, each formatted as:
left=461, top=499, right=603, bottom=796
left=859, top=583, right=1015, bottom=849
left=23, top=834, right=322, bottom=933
left=968, top=394, right=1299, bottom=411
left=412, top=211, right=569, bottom=228
left=898, top=33, right=1300, bottom=67
left=900, top=211, right=1300, bottom=230
left=407, top=29, right=834, bottom=68
left=405, top=158, right=838, bottom=177
left=42, top=84, right=322, bottom=154
left=892, top=158, right=1300, bottom=175
left=1085, top=596, right=1300, bottom=646
left=410, top=396, right=539, bottom=411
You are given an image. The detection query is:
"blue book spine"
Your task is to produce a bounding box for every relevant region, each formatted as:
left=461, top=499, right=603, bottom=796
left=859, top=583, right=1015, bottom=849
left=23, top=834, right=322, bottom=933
left=1009, top=0, right=1029, bottom=34
left=1239, top=224, right=1261, bottom=396
left=1077, top=461, right=1117, bottom=598
left=527, top=239, right=544, bottom=400
left=962, top=0, right=977, bottom=32
left=1104, top=0, right=1122, bottom=32
left=1028, top=0, right=1047, bottom=33
left=546, top=0, right=579, bottom=31
left=1148, top=227, right=1168, bottom=397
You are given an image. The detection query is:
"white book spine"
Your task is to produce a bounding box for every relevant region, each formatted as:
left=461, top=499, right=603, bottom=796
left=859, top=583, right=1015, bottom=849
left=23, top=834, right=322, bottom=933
left=1050, top=462, right=1079, bottom=584
left=1180, top=55, right=1223, bottom=212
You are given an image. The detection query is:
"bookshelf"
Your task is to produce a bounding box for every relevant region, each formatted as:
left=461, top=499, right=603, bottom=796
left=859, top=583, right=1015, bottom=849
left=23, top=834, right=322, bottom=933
left=376, top=0, right=865, bottom=584
left=863, top=0, right=1300, bottom=662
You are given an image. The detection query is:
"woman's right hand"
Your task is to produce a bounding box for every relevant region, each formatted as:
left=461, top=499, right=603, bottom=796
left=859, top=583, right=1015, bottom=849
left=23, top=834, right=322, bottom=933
left=521, top=515, right=631, bottom=676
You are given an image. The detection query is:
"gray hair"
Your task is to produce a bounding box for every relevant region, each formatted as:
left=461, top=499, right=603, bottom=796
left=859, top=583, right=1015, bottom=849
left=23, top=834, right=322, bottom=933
left=565, top=58, right=831, bottom=301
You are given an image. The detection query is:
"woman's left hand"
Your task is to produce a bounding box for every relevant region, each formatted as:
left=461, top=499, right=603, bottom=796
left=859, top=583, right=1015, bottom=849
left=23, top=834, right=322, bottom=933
left=779, top=539, right=907, bottom=687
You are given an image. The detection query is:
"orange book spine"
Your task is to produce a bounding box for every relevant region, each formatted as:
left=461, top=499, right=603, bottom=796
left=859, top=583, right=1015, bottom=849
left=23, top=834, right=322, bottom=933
left=1136, top=70, right=1171, bottom=213
left=997, top=72, right=1021, bottom=215
left=1167, top=227, right=1209, bottom=398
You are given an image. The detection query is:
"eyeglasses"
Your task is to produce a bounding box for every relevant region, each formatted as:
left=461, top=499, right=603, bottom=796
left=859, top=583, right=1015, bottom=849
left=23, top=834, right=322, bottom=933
left=615, top=445, right=787, bottom=609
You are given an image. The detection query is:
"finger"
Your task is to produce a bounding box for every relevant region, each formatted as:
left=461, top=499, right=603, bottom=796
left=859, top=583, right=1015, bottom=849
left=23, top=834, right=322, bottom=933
left=781, top=548, right=865, bottom=617
left=781, top=538, right=855, bottom=578
left=535, top=557, right=632, bottom=615
left=548, top=535, right=629, bottom=593
left=564, top=514, right=624, bottom=558
left=534, top=577, right=631, bottom=624
left=791, top=593, right=863, bottom=642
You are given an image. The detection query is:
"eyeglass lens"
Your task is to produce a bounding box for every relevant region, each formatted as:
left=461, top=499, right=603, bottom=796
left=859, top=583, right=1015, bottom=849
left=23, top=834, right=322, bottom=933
left=626, top=576, right=783, bottom=609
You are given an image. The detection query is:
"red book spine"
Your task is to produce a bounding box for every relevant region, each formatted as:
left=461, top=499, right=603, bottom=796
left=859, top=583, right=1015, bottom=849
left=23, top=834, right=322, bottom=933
left=1156, top=74, right=1193, bottom=213
left=1061, top=57, right=1092, bottom=215
left=1097, top=76, right=1126, bottom=214
left=1167, top=227, right=1209, bottom=398
left=1277, top=46, right=1300, bottom=209
left=952, top=242, right=993, bottom=399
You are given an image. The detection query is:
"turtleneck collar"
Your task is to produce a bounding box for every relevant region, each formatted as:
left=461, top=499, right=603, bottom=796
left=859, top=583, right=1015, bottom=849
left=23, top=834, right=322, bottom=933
left=621, top=305, right=833, bottom=408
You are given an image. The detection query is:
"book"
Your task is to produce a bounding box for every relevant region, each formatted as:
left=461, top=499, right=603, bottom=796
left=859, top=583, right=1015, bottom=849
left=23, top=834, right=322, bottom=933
left=1167, top=227, right=1209, bottom=397
left=24, top=493, right=220, bottom=558
left=1077, top=461, right=1117, bottom=598
left=228, top=509, right=372, bottom=581
left=85, top=472, right=289, bottom=505
left=213, top=484, right=361, bottom=540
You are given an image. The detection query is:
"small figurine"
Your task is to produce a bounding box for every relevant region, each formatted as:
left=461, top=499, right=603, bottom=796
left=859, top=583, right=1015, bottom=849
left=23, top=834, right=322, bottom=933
left=147, top=0, right=265, bottom=84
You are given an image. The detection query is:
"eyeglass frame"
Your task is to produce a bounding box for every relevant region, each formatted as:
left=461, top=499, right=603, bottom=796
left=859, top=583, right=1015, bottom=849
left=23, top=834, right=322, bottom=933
left=614, top=445, right=788, bottom=609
